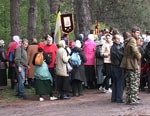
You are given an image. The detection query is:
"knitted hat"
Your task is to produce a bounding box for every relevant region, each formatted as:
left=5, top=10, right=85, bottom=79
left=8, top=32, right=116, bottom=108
left=75, top=40, right=81, bottom=48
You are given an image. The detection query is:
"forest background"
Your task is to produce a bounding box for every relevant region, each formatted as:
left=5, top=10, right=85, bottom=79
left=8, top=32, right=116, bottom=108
left=0, top=0, right=150, bottom=48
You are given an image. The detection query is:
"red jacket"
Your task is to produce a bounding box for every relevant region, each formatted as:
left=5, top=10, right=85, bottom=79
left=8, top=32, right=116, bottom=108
left=44, top=44, right=58, bottom=68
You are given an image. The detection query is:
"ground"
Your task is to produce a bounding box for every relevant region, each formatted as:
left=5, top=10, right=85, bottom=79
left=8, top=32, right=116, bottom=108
left=0, top=89, right=150, bottom=116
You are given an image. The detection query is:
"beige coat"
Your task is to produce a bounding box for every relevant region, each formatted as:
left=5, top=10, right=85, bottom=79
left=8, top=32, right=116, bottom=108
left=101, top=41, right=112, bottom=63
left=27, top=44, right=38, bottom=78
left=55, top=47, right=69, bottom=77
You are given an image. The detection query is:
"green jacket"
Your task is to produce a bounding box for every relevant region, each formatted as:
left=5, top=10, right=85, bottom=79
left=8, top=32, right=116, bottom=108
left=120, top=37, right=141, bottom=70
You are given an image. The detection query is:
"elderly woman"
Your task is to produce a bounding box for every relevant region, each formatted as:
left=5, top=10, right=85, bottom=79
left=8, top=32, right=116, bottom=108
left=0, top=40, right=7, bottom=89
left=6, top=35, right=21, bottom=89
left=83, top=34, right=97, bottom=89
left=55, top=40, right=70, bottom=99
left=71, top=40, right=87, bottom=96
left=33, top=42, right=53, bottom=101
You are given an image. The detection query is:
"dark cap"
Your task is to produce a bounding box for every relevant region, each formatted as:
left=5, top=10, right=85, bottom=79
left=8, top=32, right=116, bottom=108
left=131, top=26, right=140, bottom=33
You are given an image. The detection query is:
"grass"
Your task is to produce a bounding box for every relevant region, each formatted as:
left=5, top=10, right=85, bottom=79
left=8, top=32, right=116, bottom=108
left=0, top=80, right=35, bottom=103
left=0, top=87, right=18, bottom=103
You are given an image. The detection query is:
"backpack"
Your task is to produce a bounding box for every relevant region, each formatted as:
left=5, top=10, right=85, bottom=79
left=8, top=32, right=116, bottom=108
left=9, top=50, right=15, bottom=63
left=95, top=45, right=103, bottom=58
left=46, top=52, right=52, bottom=65
left=35, top=52, right=44, bottom=66
left=69, top=52, right=81, bottom=67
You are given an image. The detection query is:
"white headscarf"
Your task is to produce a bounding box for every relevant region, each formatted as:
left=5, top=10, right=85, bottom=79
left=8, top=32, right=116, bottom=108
left=75, top=40, right=82, bottom=48
left=0, top=40, right=4, bottom=46
left=13, top=35, right=21, bottom=43
left=88, top=34, right=94, bottom=41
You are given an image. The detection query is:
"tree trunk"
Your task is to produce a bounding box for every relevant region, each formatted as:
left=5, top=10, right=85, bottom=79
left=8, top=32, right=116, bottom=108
left=27, top=0, right=38, bottom=44
left=10, top=0, right=21, bottom=39
left=75, top=0, right=92, bottom=40
left=49, top=0, right=60, bottom=14
left=40, top=0, right=50, bottom=35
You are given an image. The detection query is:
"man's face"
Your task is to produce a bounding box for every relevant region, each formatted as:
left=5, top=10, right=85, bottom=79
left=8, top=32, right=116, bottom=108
left=23, top=41, right=28, bottom=49
left=114, top=37, right=120, bottom=44
left=132, top=31, right=140, bottom=39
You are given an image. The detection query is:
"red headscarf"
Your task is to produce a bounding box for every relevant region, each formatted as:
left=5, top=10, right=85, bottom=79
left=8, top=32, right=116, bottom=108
left=6, top=42, right=20, bottom=60
left=38, top=42, right=45, bottom=50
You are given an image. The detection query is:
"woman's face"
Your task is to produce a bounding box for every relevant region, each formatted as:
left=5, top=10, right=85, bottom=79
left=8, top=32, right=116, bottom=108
left=46, top=35, right=53, bottom=45
left=106, top=35, right=112, bottom=43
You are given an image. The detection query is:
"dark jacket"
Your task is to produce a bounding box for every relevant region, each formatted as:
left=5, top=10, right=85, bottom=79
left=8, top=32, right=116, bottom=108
left=111, top=42, right=124, bottom=66
left=71, top=47, right=87, bottom=84
left=0, top=46, right=7, bottom=69
left=145, top=42, right=150, bottom=63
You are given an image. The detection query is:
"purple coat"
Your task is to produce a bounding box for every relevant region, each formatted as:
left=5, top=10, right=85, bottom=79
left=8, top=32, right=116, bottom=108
left=83, top=39, right=96, bottom=65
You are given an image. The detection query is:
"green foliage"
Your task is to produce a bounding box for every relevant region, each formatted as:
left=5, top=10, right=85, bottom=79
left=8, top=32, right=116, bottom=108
left=20, top=0, right=29, bottom=38
left=92, top=0, right=150, bottom=32
left=60, top=0, right=74, bottom=14
left=0, top=0, right=150, bottom=48
left=50, top=14, right=57, bottom=33
left=0, top=1, right=11, bottom=49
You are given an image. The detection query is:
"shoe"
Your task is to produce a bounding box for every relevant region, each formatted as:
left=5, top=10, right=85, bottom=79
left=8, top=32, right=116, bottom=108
left=50, top=96, right=58, bottom=101
left=126, top=101, right=143, bottom=105
left=140, top=88, right=145, bottom=91
left=72, top=93, right=78, bottom=97
left=79, top=93, right=83, bottom=96
left=99, top=86, right=103, bottom=91
left=137, top=97, right=141, bottom=100
left=103, top=88, right=108, bottom=93
left=19, top=95, right=27, bottom=100
left=108, top=88, right=112, bottom=93
left=116, top=100, right=125, bottom=103
left=99, top=86, right=102, bottom=90
left=103, top=88, right=112, bottom=93
left=99, top=87, right=105, bottom=93
left=63, top=96, right=70, bottom=100
left=14, top=94, right=19, bottom=97
left=39, top=97, right=44, bottom=101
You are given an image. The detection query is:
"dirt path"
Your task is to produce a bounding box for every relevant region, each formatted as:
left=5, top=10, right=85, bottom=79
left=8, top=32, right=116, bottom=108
left=0, top=90, right=150, bottom=116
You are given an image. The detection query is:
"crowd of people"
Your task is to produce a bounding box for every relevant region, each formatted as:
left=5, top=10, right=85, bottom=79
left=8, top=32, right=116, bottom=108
left=0, top=25, right=150, bottom=105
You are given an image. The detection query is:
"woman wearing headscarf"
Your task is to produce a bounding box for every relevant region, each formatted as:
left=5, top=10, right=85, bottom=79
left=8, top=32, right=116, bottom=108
left=71, top=40, right=87, bottom=96
left=6, top=35, right=21, bottom=89
left=55, top=40, right=71, bottom=99
left=83, top=34, right=97, bottom=89
left=32, top=42, right=53, bottom=101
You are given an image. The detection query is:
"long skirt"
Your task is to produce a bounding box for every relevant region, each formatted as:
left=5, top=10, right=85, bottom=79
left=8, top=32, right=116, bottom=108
left=35, top=79, right=52, bottom=96
left=56, top=75, right=70, bottom=95
left=84, top=65, right=96, bottom=82
left=0, top=69, right=7, bottom=86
